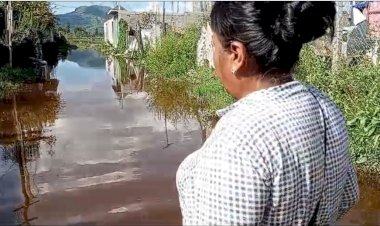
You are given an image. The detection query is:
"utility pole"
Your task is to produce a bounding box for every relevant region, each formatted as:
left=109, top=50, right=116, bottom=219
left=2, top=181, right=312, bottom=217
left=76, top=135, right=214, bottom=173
left=162, top=1, right=166, bottom=35
left=5, top=1, right=13, bottom=67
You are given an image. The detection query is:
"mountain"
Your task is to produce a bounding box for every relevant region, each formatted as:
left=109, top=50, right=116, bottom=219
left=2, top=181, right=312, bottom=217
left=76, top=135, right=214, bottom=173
left=56, top=5, right=111, bottom=33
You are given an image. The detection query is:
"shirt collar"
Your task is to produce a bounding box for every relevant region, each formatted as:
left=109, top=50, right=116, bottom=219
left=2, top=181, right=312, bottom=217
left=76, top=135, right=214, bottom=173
left=216, top=80, right=302, bottom=118
left=216, top=91, right=258, bottom=117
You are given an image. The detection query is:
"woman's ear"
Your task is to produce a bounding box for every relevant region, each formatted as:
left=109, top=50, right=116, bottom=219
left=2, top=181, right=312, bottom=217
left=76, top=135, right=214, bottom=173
left=228, top=41, right=249, bottom=75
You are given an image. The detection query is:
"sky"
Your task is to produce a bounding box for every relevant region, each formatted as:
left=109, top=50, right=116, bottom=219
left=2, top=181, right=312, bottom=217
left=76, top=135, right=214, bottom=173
left=52, top=1, right=194, bottom=15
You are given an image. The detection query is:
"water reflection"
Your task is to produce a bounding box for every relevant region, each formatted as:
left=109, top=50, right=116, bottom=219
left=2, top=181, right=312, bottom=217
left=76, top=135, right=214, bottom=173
left=2, top=48, right=377, bottom=225
left=106, top=56, right=145, bottom=109
left=0, top=76, right=61, bottom=225
left=1, top=49, right=202, bottom=225
left=66, top=49, right=106, bottom=69
left=106, top=56, right=206, bottom=147
left=144, top=74, right=218, bottom=145
left=123, top=58, right=380, bottom=226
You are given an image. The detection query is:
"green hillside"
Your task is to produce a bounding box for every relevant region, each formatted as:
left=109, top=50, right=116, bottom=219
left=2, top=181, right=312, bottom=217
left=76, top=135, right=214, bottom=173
left=57, top=5, right=111, bottom=33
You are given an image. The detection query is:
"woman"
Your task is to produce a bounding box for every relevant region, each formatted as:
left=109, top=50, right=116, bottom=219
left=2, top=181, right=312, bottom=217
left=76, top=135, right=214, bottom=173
left=176, top=1, right=359, bottom=226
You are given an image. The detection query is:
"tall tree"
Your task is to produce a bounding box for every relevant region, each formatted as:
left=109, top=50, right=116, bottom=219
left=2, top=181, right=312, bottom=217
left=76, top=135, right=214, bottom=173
left=12, top=2, right=56, bottom=44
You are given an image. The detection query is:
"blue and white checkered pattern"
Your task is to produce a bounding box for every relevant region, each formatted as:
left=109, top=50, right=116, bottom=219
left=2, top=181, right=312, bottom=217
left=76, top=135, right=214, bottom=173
left=176, top=80, right=359, bottom=225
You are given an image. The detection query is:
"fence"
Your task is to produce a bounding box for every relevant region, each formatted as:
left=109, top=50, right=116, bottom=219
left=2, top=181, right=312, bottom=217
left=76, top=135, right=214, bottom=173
left=313, top=1, right=380, bottom=65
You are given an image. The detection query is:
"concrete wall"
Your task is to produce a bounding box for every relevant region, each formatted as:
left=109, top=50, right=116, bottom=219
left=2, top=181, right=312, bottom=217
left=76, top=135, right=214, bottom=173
left=164, top=12, right=206, bottom=29
left=126, top=24, right=162, bottom=55
left=118, top=10, right=207, bottom=30
left=104, top=17, right=118, bottom=47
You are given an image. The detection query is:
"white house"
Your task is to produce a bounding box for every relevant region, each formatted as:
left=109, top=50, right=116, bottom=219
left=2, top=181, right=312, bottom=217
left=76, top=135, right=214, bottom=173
left=104, top=6, right=125, bottom=47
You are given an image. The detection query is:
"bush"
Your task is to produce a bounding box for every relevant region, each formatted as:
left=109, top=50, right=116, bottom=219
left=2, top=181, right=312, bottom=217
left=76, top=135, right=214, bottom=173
left=0, top=80, right=19, bottom=99
left=190, top=66, right=234, bottom=115
left=295, top=45, right=380, bottom=169
left=145, top=25, right=200, bottom=79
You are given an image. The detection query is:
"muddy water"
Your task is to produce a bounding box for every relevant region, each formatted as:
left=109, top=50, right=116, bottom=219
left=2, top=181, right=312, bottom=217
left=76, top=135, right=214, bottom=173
left=0, top=49, right=202, bottom=225
left=0, top=49, right=379, bottom=225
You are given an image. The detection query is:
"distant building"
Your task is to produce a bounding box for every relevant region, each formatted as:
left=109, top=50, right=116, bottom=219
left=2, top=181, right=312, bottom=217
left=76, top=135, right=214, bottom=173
left=104, top=6, right=126, bottom=47
left=103, top=4, right=210, bottom=50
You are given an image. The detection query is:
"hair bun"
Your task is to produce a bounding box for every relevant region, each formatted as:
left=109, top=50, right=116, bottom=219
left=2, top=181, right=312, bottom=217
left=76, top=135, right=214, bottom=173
left=257, top=1, right=336, bottom=45
left=292, top=1, right=336, bottom=43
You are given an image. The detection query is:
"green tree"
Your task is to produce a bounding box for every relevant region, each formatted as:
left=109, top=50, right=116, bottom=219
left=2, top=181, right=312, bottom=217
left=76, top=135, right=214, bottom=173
left=74, top=27, right=88, bottom=36
left=12, top=1, right=56, bottom=44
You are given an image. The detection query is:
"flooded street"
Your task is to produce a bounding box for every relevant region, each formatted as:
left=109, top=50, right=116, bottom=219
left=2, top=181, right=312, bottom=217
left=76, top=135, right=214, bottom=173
left=0, top=49, right=202, bottom=225
left=0, top=49, right=379, bottom=225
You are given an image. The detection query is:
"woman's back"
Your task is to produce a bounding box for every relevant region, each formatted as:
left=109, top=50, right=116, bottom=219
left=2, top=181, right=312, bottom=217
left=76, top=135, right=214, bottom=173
left=177, top=81, right=359, bottom=225
left=177, top=2, right=359, bottom=225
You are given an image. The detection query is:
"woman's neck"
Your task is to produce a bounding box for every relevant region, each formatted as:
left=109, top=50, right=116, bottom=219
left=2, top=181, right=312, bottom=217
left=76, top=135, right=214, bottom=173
left=236, top=74, right=294, bottom=100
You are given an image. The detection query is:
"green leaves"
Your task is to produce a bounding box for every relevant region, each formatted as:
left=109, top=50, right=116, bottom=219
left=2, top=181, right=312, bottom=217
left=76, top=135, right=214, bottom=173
left=145, top=25, right=200, bottom=79
left=142, top=24, right=232, bottom=127
left=12, top=2, right=56, bottom=44
left=296, top=46, right=380, bottom=168
left=117, top=19, right=128, bottom=53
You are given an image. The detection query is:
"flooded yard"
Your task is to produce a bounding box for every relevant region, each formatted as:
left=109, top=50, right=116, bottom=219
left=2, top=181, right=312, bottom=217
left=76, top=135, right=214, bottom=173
left=0, top=49, right=379, bottom=225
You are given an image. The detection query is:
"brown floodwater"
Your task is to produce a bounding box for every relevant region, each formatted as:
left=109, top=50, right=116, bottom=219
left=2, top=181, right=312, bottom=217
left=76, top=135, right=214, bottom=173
left=0, top=49, right=378, bottom=225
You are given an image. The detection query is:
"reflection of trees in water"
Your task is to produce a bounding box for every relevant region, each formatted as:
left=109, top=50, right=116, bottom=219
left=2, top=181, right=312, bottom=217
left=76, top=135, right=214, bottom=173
left=0, top=135, right=57, bottom=224
left=2, top=140, right=41, bottom=225
left=108, top=57, right=215, bottom=144
left=145, top=78, right=214, bottom=145
left=0, top=79, right=63, bottom=138
left=0, top=79, right=62, bottom=225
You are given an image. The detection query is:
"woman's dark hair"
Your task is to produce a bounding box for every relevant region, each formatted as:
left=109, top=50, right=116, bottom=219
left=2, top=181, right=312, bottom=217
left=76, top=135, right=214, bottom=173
left=210, top=1, right=336, bottom=74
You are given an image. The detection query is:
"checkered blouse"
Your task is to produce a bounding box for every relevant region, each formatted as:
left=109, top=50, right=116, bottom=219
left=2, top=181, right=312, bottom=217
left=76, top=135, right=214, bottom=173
left=176, top=80, right=359, bottom=225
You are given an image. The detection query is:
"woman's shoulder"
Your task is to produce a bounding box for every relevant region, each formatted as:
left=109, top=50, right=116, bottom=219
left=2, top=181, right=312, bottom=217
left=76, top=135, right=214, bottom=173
left=302, top=83, right=346, bottom=118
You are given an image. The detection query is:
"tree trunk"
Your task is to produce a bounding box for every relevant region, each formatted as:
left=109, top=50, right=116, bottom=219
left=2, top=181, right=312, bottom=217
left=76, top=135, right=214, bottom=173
left=332, top=1, right=344, bottom=72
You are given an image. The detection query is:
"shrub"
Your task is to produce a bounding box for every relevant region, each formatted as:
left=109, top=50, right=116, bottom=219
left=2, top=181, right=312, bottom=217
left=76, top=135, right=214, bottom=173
left=295, top=45, right=380, bottom=169
left=190, top=66, right=233, bottom=115
left=145, top=25, right=200, bottom=79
